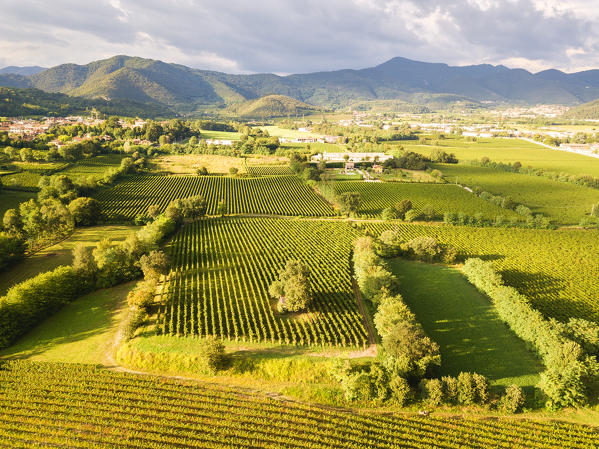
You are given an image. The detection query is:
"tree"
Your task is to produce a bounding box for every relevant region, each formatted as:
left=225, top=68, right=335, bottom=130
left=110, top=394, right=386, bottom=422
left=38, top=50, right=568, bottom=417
left=19, top=148, right=35, bottom=162
left=229, top=167, right=239, bottom=176
left=127, top=279, right=157, bottom=309
left=147, top=204, right=161, bottom=219
left=499, top=385, right=525, bottom=413
left=139, top=250, right=170, bottom=281
left=217, top=200, right=227, bottom=216
left=68, top=197, right=102, bottom=226
left=420, top=204, right=436, bottom=221
left=394, top=199, right=412, bottom=219
left=2, top=209, right=22, bottom=235
left=339, top=192, right=361, bottom=216
left=383, top=322, right=441, bottom=379
left=188, top=135, right=198, bottom=146
left=197, top=166, right=209, bottom=176
left=407, top=236, right=442, bottom=262
left=269, top=259, right=311, bottom=313
left=182, top=196, right=207, bottom=219
left=72, top=243, right=97, bottom=285
left=381, top=207, right=398, bottom=221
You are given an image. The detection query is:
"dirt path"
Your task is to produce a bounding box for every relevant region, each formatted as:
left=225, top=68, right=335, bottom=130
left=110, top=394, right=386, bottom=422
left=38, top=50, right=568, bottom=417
left=351, top=278, right=377, bottom=357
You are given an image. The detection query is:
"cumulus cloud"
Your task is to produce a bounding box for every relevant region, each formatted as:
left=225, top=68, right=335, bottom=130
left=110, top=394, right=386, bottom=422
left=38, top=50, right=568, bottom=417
left=0, top=0, right=597, bottom=73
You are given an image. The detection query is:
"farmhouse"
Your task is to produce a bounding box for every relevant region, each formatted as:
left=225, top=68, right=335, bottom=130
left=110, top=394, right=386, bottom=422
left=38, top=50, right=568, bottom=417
left=311, top=152, right=393, bottom=163
left=373, top=164, right=383, bottom=173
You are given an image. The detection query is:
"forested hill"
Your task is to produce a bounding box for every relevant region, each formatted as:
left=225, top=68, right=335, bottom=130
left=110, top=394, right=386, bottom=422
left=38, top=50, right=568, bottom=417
left=1, top=55, right=599, bottom=113
left=563, top=98, right=599, bottom=120
left=0, top=86, right=172, bottom=118
left=228, top=95, right=322, bottom=118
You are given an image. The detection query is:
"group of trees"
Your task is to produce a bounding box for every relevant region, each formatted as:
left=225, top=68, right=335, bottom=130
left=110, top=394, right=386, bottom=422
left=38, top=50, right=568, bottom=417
left=463, top=258, right=599, bottom=409
left=0, top=211, right=177, bottom=349
left=376, top=230, right=457, bottom=264
left=381, top=199, right=435, bottom=222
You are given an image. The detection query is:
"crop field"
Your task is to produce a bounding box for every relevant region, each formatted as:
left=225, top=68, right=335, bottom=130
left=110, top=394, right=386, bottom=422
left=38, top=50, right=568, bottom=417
left=246, top=165, right=293, bottom=176
left=96, top=175, right=335, bottom=218
left=332, top=181, right=518, bottom=219
left=2, top=361, right=599, bottom=449
left=60, top=153, right=125, bottom=180
left=363, top=223, right=599, bottom=322
left=1, top=171, right=41, bottom=190
left=402, top=136, right=599, bottom=177
left=158, top=218, right=368, bottom=346
left=436, top=164, right=599, bottom=224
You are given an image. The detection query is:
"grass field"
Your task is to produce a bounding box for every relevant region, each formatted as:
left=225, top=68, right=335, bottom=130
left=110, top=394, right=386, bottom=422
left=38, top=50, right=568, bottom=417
left=435, top=164, right=599, bottom=224
left=155, top=154, right=247, bottom=174
left=96, top=175, right=335, bottom=218
left=199, top=129, right=242, bottom=140
left=389, top=259, right=543, bottom=387
left=402, top=136, right=599, bottom=177
left=159, top=218, right=367, bottom=347
left=0, top=190, right=35, bottom=218
left=0, top=281, right=132, bottom=363
left=260, top=125, right=322, bottom=139
left=364, top=223, right=599, bottom=323
left=332, top=181, right=519, bottom=219
left=0, top=225, right=137, bottom=296
left=3, top=361, right=599, bottom=448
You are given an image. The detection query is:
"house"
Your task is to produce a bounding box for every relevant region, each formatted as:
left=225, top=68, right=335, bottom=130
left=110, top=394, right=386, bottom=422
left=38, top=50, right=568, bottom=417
left=345, top=161, right=355, bottom=171
left=373, top=164, right=383, bottom=173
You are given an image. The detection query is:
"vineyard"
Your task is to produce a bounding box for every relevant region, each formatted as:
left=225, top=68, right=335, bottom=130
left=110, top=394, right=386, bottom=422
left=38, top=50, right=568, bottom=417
left=158, top=218, right=368, bottom=346
left=2, top=361, right=599, bottom=449
left=362, top=222, right=599, bottom=322
left=60, top=153, right=126, bottom=180
left=0, top=171, right=41, bottom=190
left=436, top=164, right=599, bottom=224
left=332, top=181, right=518, bottom=219
left=96, top=175, right=335, bottom=218
left=246, top=165, right=294, bottom=176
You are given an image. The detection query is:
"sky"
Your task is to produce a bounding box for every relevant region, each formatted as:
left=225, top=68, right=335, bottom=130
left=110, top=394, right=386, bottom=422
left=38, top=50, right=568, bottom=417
left=1, top=0, right=598, bottom=74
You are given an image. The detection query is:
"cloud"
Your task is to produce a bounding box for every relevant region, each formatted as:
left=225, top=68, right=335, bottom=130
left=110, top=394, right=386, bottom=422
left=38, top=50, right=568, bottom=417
left=0, top=0, right=597, bottom=74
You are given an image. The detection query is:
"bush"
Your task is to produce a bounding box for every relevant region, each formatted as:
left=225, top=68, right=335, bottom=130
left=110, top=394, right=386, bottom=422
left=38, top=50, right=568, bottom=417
left=381, top=207, right=398, bottom=221
left=442, top=376, right=459, bottom=404
left=127, top=280, right=157, bottom=309
left=341, top=372, right=374, bottom=402
left=139, top=250, right=170, bottom=281
left=499, top=385, right=525, bottom=413
left=0, top=232, right=26, bottom=271
left=404, top=209, right=419, bottom=222
left=383, top=322, right=441, bottom=379
left=406, top=236, right=442, bottom=262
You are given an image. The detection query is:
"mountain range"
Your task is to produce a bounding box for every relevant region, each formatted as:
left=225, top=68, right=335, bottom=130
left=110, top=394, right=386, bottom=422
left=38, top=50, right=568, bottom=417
left=1, top=55, right=599, bottom=115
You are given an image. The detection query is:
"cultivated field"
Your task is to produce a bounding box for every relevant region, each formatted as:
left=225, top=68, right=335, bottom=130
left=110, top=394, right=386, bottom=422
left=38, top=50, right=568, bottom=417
left=60, top=153, right=125, bottom=180
left=96, top=175, right=335, bottom=218
left=159, top=218, right=368, bottom=346
left=2, top=361, right=598, bottom=449
left=402, top=136, right=599, bottom=177
left=365, top=223, right=599, bottom=322
left=332, top=181, right=518, bottom=219
left=246, top=165, right=294, bottom=176
left=436, top=164, right=599, bottom=224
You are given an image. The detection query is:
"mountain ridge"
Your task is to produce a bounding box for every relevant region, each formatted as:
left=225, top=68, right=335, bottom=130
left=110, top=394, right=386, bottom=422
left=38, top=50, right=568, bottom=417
left=1, top=55, right=599, bottom=113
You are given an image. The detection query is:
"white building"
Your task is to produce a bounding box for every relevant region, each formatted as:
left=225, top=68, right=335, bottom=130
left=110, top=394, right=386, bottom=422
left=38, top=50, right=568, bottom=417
left=311, top=152, right=393, bottom=163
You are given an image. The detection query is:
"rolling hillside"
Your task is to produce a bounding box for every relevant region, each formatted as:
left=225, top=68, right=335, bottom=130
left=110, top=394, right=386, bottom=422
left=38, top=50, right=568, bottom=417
left=563, top=98, right=599, bottom=119
left=0, top=86, right=171, bottom=117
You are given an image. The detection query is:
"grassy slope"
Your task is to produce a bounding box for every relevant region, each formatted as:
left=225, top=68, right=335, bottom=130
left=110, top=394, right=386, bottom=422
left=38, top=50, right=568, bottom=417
left=0, top=225, right=137, bottom=295
left=0, top=190, right=35, bottom=217
left=402, top=137, right=599, bottom=177
left=389, top=259, right=543, bottom=387
left=0, top=281, right=133, bottom=363
left=199, top=129, right=241, bottom=140
left=436, top=164, right=599, bottom=224
left=60, top=154, right=126, bottom=180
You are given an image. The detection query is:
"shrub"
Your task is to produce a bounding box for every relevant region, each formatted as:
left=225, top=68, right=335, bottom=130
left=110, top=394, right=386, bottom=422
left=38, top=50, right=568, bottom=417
left=0, top=232, right=26, bottom=271
left=407, top=236, right=442, bottom=262
left=342, top=372, right=374, bottom=402
left=381, top=207, right=398, bottom=221
left=442, top=376, right=459, bottom=404
left=127, top=280, right=157, bottom=309
left=383, top=322, right=441, bottom=379
left=404, top=209, right=419, bottom=222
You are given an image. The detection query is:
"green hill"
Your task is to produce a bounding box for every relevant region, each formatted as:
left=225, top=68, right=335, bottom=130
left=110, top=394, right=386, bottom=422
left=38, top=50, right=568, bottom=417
left=228, top=94, right=321, bottom=117
left=563, top=99, right=599, bottom=119
left=0, top=86, right=171, bottom=118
